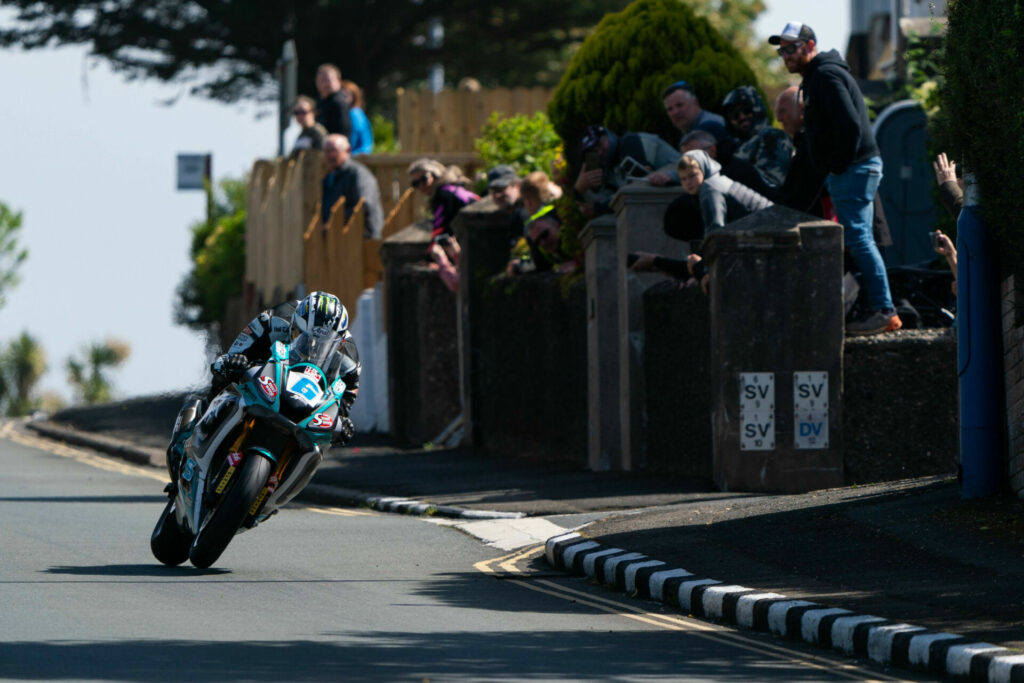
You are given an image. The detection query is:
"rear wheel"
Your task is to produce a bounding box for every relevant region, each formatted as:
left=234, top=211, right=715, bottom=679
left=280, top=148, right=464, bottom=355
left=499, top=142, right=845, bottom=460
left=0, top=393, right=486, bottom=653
left=151, top=499, right=193, bottom=566
left=188, top=453, right=272, bottom=569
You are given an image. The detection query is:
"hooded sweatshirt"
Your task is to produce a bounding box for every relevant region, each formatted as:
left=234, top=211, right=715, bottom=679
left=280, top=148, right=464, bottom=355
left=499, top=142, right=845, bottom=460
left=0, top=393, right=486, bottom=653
left=801, top=49, right=880, bottom=175
left=684, top=150, right=773, bottom=234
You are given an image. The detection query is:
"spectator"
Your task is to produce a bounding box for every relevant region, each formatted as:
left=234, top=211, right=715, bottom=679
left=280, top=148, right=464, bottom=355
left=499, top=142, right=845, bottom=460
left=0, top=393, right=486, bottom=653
left=679, top=149, right=773, bottom=234
left=631, top=251, right=709, bottom=293
left=932, top=229, right=958, bottom=296
left=774, top=81, right=895, bottom=262
left=659, top=129, right=776, bottom=243
left=573, top=124, right=679, bottom=217
left=681, top=129, right=778, bottom=200
left=721, top=86, right=793, bottom=189
left=340, top=80, right=374, bottom=155
left=314, top=63, right=353, bottom=137
left=486, top=164, right=528, bottom=245
left=933, top=152, right=964, bottom=219
left=290, top=95, right=327, bottom=157
left=407, top=158, right=480, bottom=238
left=428, top=236, right=461, bottom=293
left=773, top=86, right=803, bottom=137
left=321, top=134, right=384, bottom=238
left=488, top=164, right=522, bottom=211
left=774, top=87, right=831, bottom=218
left=661, top=80, right=727, bottom=145
left=772, top=21, right=900, bottom=335
left=507, top=206, right=572, bottom=275
left=520, top=170, right=560, bottom=218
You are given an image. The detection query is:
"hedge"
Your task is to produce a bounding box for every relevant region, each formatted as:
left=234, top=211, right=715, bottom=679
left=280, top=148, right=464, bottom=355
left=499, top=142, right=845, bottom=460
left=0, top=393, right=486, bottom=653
left=547, top=0, right=760, bottom=158
left=939, top=1, right=1024, bottom=275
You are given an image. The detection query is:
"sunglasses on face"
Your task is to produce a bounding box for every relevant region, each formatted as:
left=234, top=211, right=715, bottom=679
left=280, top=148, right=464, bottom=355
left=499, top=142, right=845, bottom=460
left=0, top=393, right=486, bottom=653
left=776, top=42, right=804, bottom=56
left=728, top=107, right=753, bottom=120
left=411, top=174, right=429, bottom=188
left=293, top=108, right=312, bottom=115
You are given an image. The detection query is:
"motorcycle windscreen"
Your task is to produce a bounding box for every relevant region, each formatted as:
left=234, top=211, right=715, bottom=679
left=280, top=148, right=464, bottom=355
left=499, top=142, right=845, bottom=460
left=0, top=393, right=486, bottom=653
left=290, top=328, right=342, bottom=370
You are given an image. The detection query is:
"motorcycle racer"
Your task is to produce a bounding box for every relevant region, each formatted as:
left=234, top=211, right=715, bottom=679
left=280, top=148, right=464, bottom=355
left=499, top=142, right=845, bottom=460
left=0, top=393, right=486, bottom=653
left=167, top=291, right=359, bottom=474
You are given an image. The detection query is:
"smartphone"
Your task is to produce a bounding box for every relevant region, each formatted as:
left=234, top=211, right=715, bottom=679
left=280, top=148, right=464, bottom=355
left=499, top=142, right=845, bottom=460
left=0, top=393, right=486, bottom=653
left=584, top=151, right=601, bottom=171
left=626, top=253, right=639, bottom=268
left=929, top=231, right=941, bottom=249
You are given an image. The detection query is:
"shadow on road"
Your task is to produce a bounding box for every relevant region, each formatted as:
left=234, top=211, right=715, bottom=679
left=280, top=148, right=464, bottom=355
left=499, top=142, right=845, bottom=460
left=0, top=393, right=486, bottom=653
left=0, top=632, right=853, bottom=681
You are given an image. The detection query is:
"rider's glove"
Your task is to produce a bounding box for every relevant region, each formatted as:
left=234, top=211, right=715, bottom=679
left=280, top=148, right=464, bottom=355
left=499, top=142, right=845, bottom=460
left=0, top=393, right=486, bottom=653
left=332, top=416, right=355, bottom=445
left=211, top=353, right=250, bottom=381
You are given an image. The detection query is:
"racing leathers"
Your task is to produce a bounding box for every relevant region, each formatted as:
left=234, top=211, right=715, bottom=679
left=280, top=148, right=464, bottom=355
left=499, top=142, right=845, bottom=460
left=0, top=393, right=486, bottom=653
left=210, top=299, right=361, bottom=419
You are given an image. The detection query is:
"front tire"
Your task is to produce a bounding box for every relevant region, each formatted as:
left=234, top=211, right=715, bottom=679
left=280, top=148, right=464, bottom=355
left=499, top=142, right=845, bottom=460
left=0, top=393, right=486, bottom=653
left=151, top=499, right=193, bottom=566
left=188, top=453, right=272, bottom=569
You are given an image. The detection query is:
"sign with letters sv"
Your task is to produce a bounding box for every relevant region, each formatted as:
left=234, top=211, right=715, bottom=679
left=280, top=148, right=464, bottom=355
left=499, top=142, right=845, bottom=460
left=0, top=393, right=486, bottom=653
left=740, top=372, right=774, bottom=451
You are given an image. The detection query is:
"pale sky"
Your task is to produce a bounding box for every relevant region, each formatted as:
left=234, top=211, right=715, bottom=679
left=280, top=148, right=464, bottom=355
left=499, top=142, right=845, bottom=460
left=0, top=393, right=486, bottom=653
left=0, top=1, right=851, bottom=404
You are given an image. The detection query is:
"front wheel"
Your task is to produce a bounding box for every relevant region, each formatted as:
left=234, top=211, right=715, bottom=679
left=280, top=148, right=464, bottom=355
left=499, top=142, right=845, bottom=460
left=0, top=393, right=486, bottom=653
left=188, top=453, right=272, bottom=569
left=151, top=498, right=193, bottom=566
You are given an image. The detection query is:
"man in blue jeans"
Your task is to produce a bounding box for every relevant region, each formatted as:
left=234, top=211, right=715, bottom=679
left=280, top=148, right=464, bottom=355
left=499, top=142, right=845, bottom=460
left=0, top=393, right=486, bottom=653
left=771, top=22, right=901, bottom=335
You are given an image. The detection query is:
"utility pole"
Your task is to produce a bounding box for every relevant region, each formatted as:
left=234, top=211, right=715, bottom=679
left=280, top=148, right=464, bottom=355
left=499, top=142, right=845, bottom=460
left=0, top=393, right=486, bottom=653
left=277, top=39, right=298, bottom=157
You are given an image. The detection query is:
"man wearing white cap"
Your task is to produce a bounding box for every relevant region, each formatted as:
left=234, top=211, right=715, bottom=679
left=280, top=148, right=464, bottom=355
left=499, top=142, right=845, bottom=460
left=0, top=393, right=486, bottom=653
left=771, top=22, right=901, bottom=335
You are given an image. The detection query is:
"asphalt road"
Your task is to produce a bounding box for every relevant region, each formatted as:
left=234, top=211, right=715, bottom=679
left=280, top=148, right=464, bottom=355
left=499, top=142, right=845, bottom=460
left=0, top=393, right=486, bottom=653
left=0, top=423, right=928, bottom=682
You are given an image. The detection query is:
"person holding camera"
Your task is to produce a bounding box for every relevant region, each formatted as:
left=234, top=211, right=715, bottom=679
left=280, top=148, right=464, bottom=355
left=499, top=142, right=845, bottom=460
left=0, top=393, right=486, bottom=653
left=408, top=158, right=479, bottom=293
left=572, top=124, right=679, bottom=218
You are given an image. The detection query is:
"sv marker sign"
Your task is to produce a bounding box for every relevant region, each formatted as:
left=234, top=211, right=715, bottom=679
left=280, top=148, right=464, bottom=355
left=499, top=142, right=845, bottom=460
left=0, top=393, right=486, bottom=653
left=740, top=373, right=774, bottom=451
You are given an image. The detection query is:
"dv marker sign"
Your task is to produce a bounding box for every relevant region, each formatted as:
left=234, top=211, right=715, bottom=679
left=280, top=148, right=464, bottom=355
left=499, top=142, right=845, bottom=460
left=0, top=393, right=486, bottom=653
left=794, top=372, right=829, bottom=449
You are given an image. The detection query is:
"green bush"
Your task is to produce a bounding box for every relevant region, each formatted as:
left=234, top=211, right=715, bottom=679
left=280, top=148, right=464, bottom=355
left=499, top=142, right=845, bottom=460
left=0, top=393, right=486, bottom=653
left=547, top=0, right=760, bottom=156
left=939, top=1, right=1024, bottom=272
left=474, top=111, right=563, bottom=178
left=370, top=113, right=400, bottom=154
left=175, top=178, right=247, bottom=329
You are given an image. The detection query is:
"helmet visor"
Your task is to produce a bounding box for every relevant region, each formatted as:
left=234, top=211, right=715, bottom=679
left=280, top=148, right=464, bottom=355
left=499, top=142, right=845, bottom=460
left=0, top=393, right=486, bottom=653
left=290, top=328, right=342, bottom=369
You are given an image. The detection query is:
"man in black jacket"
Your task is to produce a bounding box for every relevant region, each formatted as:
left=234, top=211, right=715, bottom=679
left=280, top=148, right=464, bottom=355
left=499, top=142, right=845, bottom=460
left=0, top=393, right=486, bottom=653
left=772, top=22, right=900, bottom=336
left=314, top=63, right=353, bottom=138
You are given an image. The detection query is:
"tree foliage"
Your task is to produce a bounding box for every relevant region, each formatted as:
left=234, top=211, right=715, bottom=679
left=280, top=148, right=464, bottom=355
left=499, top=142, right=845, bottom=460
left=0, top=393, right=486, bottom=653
left=547, top=0, right=761, bottom=159
left=175, top=177, right=246, bottom=330
left=938, top=0, right=1024, bottom=272
left=0, top=332, right=46, bottom=416
left=0, top=0, right=630, bottom=109
left=474, top=112, right=563, bottom=178
left=686, top=0, right=783, bottom=90
left=66, top=339, right=130, bottom=405
left=0, top=202, right=27, bottom=310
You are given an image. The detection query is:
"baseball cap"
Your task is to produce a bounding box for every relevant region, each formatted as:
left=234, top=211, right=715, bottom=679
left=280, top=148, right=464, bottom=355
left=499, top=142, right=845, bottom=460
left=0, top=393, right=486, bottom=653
left=768, top=22, right=816, bottom=45
left=487, top=164, right=518, bottom=189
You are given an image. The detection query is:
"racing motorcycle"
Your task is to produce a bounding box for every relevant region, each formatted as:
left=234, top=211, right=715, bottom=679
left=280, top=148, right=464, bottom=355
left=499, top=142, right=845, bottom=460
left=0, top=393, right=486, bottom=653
left=151, top=329, right=347, bottom=569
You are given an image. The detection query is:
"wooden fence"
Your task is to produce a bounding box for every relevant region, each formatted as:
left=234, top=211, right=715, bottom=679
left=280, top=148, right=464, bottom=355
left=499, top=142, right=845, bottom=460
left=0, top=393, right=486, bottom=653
left=245, top=149, right=485, bottom=321
left=396, top=86, right=554, bottom=153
